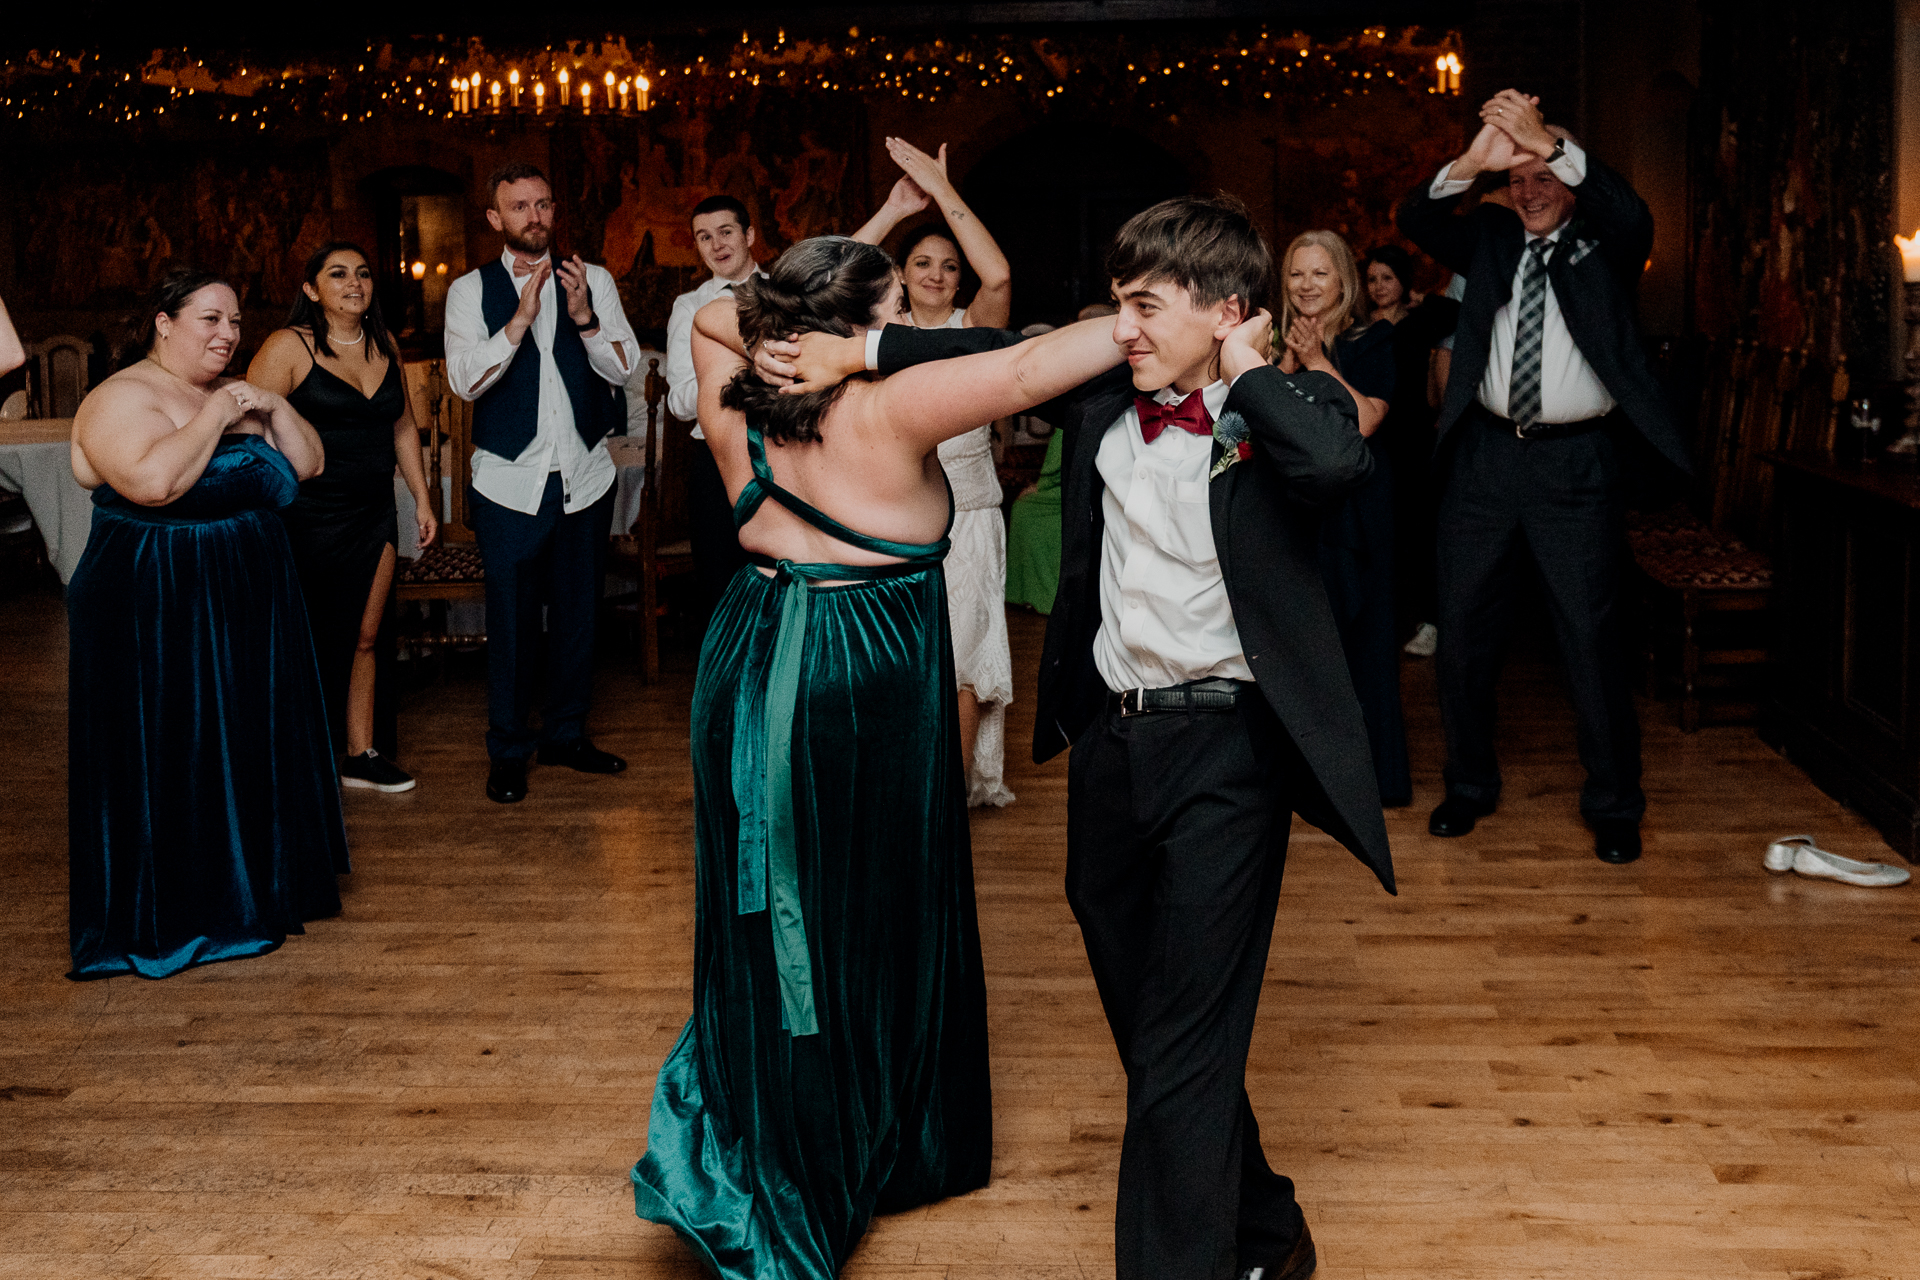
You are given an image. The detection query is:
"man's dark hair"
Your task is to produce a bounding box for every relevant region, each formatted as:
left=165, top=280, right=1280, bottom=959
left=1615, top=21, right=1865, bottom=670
left=691, top=194, right=751, bottom=231
left=721, top=235, right=895, bottom=445
left=1105, top=194, right=1270, bottom=315
left=486, top=162, right=548, bottom=206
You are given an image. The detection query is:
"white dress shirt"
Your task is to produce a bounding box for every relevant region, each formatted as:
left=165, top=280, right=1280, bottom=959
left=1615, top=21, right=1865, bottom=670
left=1431, top=140, right=1617, bottom=425
left=666, top=270, right=763, bottom=440
left=1091, top=379, right=1254, bottom=693
left=445, top=248, right=636, bottom=515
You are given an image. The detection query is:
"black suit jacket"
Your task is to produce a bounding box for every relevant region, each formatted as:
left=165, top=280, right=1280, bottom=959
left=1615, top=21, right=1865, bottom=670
left=877, top=326, right=1395, bottom=893
left=1395, top=155, right=1690, bottom=473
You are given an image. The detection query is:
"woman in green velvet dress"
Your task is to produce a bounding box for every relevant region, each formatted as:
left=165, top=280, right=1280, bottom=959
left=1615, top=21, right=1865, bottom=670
left=630, top=237, right=1122, bottom=1279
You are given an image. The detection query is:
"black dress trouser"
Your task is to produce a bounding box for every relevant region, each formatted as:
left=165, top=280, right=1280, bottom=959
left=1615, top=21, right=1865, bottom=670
left=1435, top=408, right=1645, bottom=822
left=469, top=474, right=614, bottom=761
left=688, top=443, right=748, bottom=624
left=1067, top=689, right=1307, bottom=1280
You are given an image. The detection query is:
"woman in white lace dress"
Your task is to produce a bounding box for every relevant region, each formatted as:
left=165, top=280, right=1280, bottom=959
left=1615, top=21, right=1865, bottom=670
left=853, top=137, right=1015, bottom=806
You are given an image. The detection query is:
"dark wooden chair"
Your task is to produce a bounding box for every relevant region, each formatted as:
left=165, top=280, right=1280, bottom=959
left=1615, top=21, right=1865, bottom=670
left=1629, top=340, right=1842, bottom=730
left=25, top=335, right=92, bottom=419
left=394, top=361, right=487, bottom=656
left=607, top=358, right=696, bottom=683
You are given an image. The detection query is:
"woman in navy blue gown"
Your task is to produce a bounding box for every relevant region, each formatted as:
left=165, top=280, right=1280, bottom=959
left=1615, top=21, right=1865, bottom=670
left=66, top=268, right=350, bottom=980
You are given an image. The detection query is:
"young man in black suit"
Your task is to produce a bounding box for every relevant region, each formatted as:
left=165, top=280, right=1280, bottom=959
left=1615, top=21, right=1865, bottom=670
left=1397, top=90, right=1690, bottom=865
left=774, top=198, right=1397, bottom=1280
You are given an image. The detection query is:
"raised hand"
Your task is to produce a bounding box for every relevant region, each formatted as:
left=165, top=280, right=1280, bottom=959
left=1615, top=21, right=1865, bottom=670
left=556, top=255, right=595, bottom=327
left=754, top=334, right=801, bottom=387
left=507, top=261, right=550, bottom=342
left=781, top=331, right=868, bottom=395
left=881, top=174, right=932, bottom=221
left=1481, top=89, right=1553, bottom=159
left=1458, top=120, right=1521, bottom=179
left=884, top=137, right=954, bottom=202
left=1284, top=315, right=1330, bottom=373
left=1219, top=307, right=1276, bottom=384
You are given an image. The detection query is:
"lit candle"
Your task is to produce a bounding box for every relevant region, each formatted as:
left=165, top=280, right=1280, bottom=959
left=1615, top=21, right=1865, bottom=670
left=618, top=78, right=630, bottom=111
left=1435, top=55, right=1446, bottom=94
left=604, top=71, right=616, bottom=110
left=509, top=68, right=520, bottom=108
left=452, top=76, right=463, bottom=112
left=580, top=80, right=591, bottom=111
left=490, top=79, right=502, bottom=110
left=1899, top=231, right=1920, bottom=283
left=558, top=67, right=570, bottom=105
left=1447, top=53, right=1461, bottom=94
left=636, top=74, right=650, bottom=112
left=534, top=80, right=545, bottom=111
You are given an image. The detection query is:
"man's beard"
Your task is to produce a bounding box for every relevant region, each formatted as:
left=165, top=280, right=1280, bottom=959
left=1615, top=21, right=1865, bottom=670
left=505, top=226, right=550, bottom=256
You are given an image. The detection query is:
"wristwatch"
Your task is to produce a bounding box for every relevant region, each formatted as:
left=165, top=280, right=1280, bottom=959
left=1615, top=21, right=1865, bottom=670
left=1545, top=137, right=1566, bottom=165
left=579, top=310, right=601, bottom=333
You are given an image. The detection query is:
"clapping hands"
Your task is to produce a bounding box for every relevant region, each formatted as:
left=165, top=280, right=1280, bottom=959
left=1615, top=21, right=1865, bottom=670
left=1282, top=314, right=1331, bottom=374
left=884, top=138, right=952, bottom=203
left=1456, top=90, right=1551, bottom=178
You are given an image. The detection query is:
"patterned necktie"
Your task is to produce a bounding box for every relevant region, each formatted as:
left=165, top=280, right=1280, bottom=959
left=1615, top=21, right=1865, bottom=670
left=1508, top=238, right=1553, bottom=432
left=1135, top=391, right=1213, bottom=444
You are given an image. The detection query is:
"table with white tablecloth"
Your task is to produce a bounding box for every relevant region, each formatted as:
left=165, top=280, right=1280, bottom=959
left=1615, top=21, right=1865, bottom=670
left=0, top=420, right=91, bottom=585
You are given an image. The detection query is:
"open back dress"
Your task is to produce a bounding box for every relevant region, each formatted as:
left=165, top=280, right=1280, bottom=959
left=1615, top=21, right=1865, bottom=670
left=631, top=424, right=992, bottom=1279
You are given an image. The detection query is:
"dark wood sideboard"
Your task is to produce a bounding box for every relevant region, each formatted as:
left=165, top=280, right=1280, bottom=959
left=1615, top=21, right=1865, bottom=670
left=1764, top=454, right=1920, bottom=862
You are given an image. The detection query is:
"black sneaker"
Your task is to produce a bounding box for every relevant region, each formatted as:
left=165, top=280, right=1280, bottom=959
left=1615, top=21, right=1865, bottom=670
left=339, top=748, right=417, bottom=793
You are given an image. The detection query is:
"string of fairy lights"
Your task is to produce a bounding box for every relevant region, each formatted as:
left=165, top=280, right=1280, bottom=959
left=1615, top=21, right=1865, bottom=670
left=0, top=25, right=1462, bottom=134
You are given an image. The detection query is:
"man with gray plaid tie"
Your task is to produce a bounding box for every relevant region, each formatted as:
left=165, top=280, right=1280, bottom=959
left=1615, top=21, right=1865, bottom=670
left=1398, top=89, right=1691, bottom=865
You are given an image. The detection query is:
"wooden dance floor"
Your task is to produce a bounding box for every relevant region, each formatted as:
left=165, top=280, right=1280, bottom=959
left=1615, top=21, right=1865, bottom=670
left=3, top=590, right=1916, bottom=1279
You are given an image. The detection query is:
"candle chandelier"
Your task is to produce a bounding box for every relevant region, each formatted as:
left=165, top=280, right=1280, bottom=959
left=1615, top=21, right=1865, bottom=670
left=0, top=26, right=1462, bottom=134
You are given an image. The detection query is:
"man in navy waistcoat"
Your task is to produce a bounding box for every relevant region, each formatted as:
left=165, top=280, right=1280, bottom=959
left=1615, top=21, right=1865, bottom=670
left=445, top=162, right=637, bottom=803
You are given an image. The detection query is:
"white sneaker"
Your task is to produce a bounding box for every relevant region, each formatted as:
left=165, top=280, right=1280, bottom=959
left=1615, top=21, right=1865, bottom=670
left=1764, top=835, right=1910, bottom=887
left=1404, top=622, right=1438, bottom=657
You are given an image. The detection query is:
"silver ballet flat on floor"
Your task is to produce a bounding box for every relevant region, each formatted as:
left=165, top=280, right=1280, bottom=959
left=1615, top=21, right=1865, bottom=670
left=1764, top=835, right=1911, bottom=887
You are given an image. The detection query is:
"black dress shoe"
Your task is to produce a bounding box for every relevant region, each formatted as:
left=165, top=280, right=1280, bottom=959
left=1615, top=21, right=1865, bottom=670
left=1428, top=796, right=1494, bottom=837
left=1241, top=1223, right=1316, bottom=1280
left=486, top=757, right=527, bottom=804
left=537, top=738, right=627, bottom=774
left=1593, top=819, right=1642, bottom=864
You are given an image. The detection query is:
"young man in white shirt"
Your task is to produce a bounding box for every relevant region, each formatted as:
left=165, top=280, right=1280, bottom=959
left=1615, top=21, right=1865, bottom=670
left=856, top=196, right=1397, bottom=1280
left=664, top=194, right=761, bottom=618
left=444, top=162, right=637, bottom=803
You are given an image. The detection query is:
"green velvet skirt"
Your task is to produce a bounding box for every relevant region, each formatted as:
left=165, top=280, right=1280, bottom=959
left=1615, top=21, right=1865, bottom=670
left=632, top=562, right=993, bottom=1278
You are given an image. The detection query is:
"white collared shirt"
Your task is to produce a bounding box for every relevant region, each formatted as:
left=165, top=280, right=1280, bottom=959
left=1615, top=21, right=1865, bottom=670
left=666, top=270, right=763, bottom=440
left=1091, top=379, right=1254, bottom=693
left=1430, top=140, right=1616, bottom=425
left=445, top=247, right=637, bottom=515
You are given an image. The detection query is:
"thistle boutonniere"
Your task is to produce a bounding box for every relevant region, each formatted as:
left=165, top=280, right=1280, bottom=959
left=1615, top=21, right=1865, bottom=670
left=1210, top=409, right=1252, bottom=481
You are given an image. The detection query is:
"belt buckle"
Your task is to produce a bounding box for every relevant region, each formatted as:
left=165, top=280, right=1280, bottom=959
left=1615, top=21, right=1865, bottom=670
left=1120, top=686, right=1148, bottom=717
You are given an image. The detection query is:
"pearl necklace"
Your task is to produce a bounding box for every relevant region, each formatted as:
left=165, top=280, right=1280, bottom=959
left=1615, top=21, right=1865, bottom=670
left=328, top=328, right=365, bottom=346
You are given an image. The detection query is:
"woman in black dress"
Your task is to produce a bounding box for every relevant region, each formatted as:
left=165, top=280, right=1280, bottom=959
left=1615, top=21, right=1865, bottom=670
left=1276, top=230, right=1410, bottom=806
left=1362, top=244, right=1460, bottom=656
left=249, top=242, right=437, bottom=793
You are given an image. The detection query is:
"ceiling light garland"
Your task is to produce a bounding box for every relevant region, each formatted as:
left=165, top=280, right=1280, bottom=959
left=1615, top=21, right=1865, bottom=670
left=0, top=25, right=1461, bottom=135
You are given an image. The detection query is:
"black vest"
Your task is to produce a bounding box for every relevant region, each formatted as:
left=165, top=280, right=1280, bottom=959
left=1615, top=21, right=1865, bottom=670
left=471, top=258, right=624, bottom=458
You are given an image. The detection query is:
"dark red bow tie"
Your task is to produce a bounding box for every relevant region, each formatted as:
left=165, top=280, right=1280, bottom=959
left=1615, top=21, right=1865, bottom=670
left=1135, top=391, right=1213, bottom=444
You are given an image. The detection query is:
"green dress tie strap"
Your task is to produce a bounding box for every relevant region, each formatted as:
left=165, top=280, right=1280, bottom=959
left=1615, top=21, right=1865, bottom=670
left=731, top=424, right=951, bottom=1037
